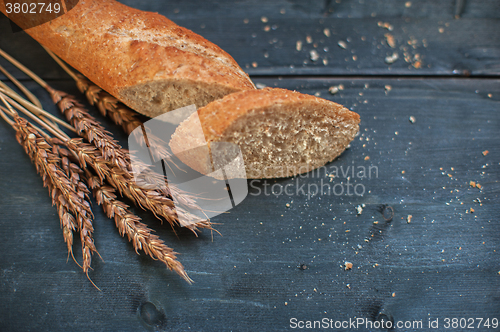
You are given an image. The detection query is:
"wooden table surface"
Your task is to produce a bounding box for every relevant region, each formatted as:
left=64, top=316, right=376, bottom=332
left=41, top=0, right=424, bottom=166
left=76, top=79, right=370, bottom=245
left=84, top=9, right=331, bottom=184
left=0, top=1, right=499, bottom=331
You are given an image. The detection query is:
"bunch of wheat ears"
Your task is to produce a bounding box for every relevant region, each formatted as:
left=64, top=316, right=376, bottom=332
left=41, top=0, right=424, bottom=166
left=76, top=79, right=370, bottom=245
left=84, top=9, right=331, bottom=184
left=0, top=48, right=212, bottom=286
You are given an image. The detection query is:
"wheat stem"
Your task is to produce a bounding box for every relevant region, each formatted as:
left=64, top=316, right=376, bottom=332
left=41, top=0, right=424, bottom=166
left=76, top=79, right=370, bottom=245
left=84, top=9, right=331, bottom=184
left=0, top=63, right=43, bottom=108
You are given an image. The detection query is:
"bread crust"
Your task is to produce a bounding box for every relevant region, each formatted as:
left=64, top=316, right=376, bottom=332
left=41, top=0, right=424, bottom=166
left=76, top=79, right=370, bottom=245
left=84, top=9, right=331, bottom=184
left=0, top=0, right=255, bottom=115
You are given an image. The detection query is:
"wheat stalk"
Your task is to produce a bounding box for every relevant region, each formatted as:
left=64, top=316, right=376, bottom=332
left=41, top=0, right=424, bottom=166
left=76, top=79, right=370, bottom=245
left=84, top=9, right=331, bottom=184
left=47, top=87, right=129, bottom=170
left=14, top=130, right=78, bottom=261
left=13, top=117, right=98, bottom=276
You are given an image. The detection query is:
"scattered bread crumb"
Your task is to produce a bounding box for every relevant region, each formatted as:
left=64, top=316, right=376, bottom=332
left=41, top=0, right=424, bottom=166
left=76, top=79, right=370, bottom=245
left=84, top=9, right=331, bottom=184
left=243, top=18, right=249, bottom=24
left=252, top=62, right=258, bottom=68
left=487, top=93, right=492, bottom=98
left=323, top=58, right=328, bottom=65
left=470, top=181, right=476, bottom=188
left=409, top=116, right=416, bottom=123
left=470, top=208, right=475, bottom=213
left=377, top=21, right=394, bottom=31
left=364, top=156, right=370, bottom=161
left=338, top=84, right=344, bottom=90
left=344, top=261, right=353, bottom=270
left=306, top=35, right=313, bottom=44
left=439, top=27, right=444, bottom=33
left=482, top=150, right=489, bottom=156
left=385, top=52, right=399, bottom=64
left=310, top=50, right=319, bottom=61
left=385, top=33, right=396, bottom=48
left=392, top=292, right=396, bottom=297
left=405, top=1, right=412, bottom=7
left=296, top=40, right=303, bottom=51
left=323, top=28, right=331, bottom=37
left=329, top=86, right=339, bottom=95
left=264, top=25, right=271, bottom=32
left=261, top=16, right=268, bottom=23
left=338, top=40, right=347, bottom=49
left=476, top=183, right=482, bottom=189
left=285, top=203, right=290, bottom=208
left=356, top=205, right=363, bottom=215
left=407, top=215, right=412, bottom=223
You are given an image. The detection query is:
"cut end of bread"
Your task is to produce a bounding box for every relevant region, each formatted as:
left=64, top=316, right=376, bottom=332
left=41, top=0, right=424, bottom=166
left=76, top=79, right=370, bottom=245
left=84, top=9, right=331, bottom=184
left=119, top=79, right=242, bottom=118
left=223, top=102, right=359, bottom=179
left=170, top=88, right=360, bottom=179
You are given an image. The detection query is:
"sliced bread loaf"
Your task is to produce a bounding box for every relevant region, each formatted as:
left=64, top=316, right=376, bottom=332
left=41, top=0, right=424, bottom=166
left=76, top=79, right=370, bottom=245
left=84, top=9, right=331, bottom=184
left=169, top=88, right=360, bottom=179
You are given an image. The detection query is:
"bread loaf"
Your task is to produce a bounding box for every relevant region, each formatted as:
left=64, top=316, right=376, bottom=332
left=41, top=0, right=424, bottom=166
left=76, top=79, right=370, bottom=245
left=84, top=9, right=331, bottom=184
left=0, top=0, right=255, bottom=117
left=169, top=88, right=360, bottom=179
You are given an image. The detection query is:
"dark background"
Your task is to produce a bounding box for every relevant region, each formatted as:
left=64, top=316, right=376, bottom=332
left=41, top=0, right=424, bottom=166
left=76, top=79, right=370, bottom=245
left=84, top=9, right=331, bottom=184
left=0, top=0, right=499, bottom=331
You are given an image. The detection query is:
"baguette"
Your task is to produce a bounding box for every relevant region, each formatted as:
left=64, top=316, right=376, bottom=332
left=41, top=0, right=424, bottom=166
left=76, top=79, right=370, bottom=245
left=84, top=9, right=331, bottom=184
left=169, top=88, right=360, bottom=179
left=0, top=0, right=255, bottom=117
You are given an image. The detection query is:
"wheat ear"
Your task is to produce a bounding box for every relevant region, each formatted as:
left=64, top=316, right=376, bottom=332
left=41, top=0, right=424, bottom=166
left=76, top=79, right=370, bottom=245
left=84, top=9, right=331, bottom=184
left=15, top=129, right=78, bottom=261
left=13, top=117, right=98, bottom=276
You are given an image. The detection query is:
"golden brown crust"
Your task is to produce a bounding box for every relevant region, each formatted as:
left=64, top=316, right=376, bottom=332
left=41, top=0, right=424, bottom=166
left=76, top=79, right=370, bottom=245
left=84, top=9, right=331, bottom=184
left=0, top=0, right=255, bottom=115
